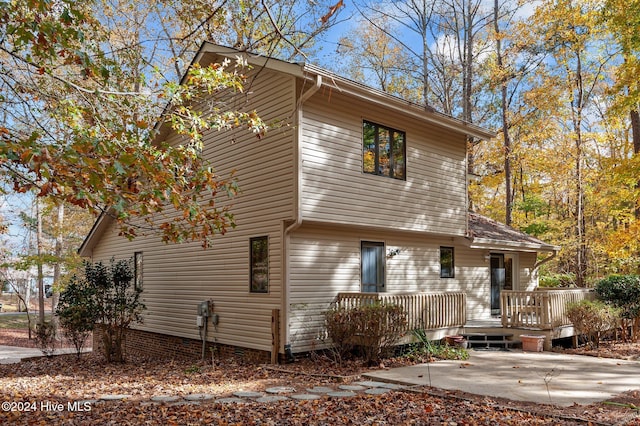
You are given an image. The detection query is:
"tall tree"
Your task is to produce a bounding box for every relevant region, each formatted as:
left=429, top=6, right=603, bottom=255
left=602, top=0, right=640, bottom=218
left=336, top=18, right=418, bottom=100
left=355, top=0, right=436, bottom=107
left=0, top=0, right=343, bottom=248
left=521, top=0, right=611, bottom=286
left=493, top=0, right=511, bottom=224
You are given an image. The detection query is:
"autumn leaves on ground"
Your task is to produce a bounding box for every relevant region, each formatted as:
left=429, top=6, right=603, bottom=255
left=0, top=332, right=639, bottom=426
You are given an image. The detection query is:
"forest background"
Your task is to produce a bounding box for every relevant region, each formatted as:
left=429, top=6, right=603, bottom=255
left=1, top=0, right=639, bottom=310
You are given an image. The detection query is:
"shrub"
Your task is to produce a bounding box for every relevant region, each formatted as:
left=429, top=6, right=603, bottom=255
left=566, top=300, right=619, bottom=348
left=56, top=277, right=96, bottom=358
left=594, top=275, right=640, bottom=342
left=325, top=303, right=407, bottom=366
left=539, top=273, right=575, bottom=288
left=34, top=321, right=57, bottom=357
left=92, top=259, right=145, bottom=363
left=57, top=259, right=145, bottom=363
left=324, top=307, right=356, bottom=364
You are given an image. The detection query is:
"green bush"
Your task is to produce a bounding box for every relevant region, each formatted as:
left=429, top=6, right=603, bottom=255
left=566, top=300, right=619, bottom=348
left=594, top=275, right=640, bottom=342
left=325, top=303, right=407, bottom=366
left=539, top=273, right=575, bottom=288
left=57, top=259, right=145, bottom=363
left=405, top=329, right=469, bottom=362
left=56, top=277, right=96, bottom=358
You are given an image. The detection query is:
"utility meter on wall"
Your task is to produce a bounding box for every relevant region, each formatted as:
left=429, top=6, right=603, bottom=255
left=198, top=301, right=210, bottom=317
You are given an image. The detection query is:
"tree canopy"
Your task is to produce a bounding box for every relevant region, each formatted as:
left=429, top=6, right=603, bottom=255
left=2, top=0, right=640, bottom=285
left=0, top=0, right=342, bottom=247
left=336, top=0, right=640, bottom=283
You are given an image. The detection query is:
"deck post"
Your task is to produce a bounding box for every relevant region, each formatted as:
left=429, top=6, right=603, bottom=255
left=271, top=309, right=280, bottom=364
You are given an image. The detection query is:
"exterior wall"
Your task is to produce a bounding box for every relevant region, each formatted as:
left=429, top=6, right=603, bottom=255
left=299, top=88, right=469, bottom=236
left=518, top=252, right=538, bottom=290
left=88, top=66, right=297, bottom=355
left=287, top=223, right=490, bottom=353
left=83, top=57, right=542, bottom=361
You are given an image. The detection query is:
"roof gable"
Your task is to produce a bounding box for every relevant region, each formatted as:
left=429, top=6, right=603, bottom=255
left=196, top=43, right=496, bottom=141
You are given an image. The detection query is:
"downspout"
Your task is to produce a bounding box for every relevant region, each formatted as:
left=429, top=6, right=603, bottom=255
left=282, top=73, right=322, bottom=361
left=534, top=250, right=557, bottom=269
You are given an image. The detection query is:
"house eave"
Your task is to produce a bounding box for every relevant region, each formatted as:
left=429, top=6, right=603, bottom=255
left=467, top=237, right=559, bottom=253
left=191, top=44, right=496, bottom=143
left=199, top=43, right=307, bottom=78
left=78, top=211, right=114, bottom=257
left=301, top=63, right=495, bottom=141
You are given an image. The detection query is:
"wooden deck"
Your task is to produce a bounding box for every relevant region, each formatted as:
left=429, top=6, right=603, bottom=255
left=336, top=292, right=466, bottom=331
left=500, top=288, right=594, bottom=329
left=335, top=289, right=594, bottom=350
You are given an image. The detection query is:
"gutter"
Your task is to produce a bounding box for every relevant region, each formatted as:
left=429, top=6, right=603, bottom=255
left=286, top=74, right=322, bottom=235
left=281, top=73, right=322, bottom=358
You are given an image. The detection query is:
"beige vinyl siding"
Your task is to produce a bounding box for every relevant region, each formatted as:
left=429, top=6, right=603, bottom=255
left=89, top=67, right=296, bottom=353
left=518, top=252, right=538, bottom=290
left=287, top=224, right=490, bottom=352
left=299, top=90, right=468, bottom=236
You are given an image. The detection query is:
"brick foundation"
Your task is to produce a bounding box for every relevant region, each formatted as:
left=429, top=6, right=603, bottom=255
left=92, top=326, right=272, bottom=364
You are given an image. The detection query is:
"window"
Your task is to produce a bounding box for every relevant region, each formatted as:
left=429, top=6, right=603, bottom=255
left=250, top=236, right=269, bottom=293
left=361, top=241, right=385, bottom=292
left=134, top=251, right=143, bottom=290
left=440, top=247, right=454, bottom=278
left=363, top=120, right=406, bottom=180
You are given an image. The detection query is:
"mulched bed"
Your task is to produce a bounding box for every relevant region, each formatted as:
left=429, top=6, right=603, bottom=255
left=556, top=341, right=640, bottom=361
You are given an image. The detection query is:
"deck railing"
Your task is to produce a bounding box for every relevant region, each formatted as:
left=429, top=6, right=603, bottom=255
left=501, top=289, right=594, bottom=329
left=335, top=292, right=466, bottom=331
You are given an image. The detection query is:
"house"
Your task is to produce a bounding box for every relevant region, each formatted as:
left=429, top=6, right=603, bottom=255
left=79, top=43, right=585, bottom=362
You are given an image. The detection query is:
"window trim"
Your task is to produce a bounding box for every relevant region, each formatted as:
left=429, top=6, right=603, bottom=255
left=250, top=236, right=269, bottom=294
left=362, top=120, right=406, bottom=180
left=440, top=246, right=455, bottom=278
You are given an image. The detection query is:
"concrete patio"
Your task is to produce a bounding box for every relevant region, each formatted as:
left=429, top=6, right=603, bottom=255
left=364, top=349, right=640, bottom=407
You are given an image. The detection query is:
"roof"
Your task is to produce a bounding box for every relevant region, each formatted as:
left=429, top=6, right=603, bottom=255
left=187, top=43, right=496, bottom=141
left=81, top=43, right=497, bottom=256
left=467, top=212, right=559, bottom=253
left=78, top=210, right=112, bottom=257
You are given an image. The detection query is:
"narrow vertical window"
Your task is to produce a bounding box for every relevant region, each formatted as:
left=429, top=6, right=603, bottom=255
left=440, top=247, right=454, bottom=278
left=134, top=251, right=143, bottom=290
left=362, top=121, right=406, bottom=180
left=361, top=241, right=385, bottom=292
left=250, top=236, right=269, bottom=293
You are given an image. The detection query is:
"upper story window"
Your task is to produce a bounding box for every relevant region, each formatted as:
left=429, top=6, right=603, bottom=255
left=362, top=121, right=406, bottom=180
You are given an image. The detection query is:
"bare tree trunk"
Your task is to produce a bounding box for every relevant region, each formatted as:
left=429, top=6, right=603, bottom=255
left=52, top=202, right=64, bottom=313
left=573, top=54, right=587, bottom=288
left=632, top=109, right=640, bottom=219
left=494, top=0, right=512, bottom=225
left=463, top=0, right=478, bottom=209
left=36, top=199, right=45, bottom=326
left=8, top=280, right=32, bottom=338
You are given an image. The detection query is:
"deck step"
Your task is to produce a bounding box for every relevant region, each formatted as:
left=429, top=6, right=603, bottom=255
left=466, top=339, right=521, bottom=348
left=460, top=333, right=520, bottom=349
